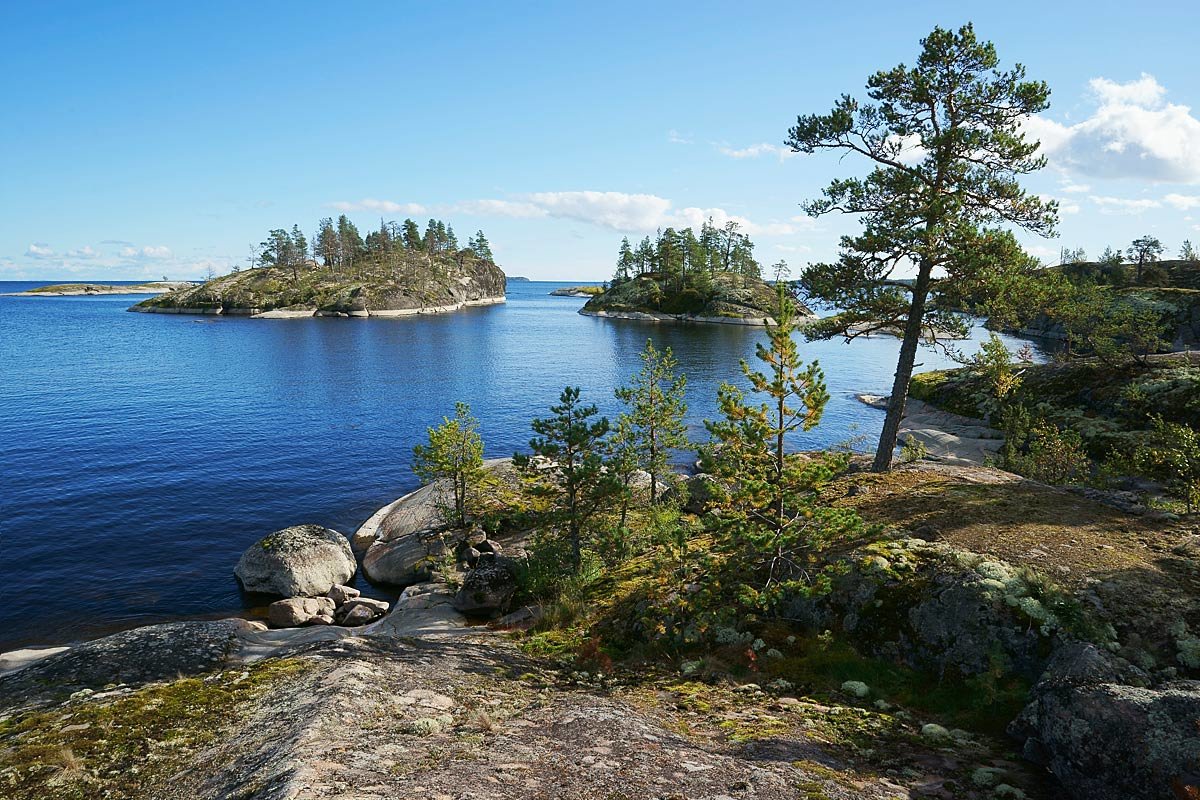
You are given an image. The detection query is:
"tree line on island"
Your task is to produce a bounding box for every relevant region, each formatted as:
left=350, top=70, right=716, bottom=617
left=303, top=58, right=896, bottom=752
left=247, top=216, right=496, bottom=281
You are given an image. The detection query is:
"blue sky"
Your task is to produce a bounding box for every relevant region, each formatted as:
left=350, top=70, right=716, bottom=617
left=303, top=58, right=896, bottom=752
left=2, top=0, right=1199, bottom=281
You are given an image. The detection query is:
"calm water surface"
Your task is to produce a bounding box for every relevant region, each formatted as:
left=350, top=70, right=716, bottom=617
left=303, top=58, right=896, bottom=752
left=0, top=280, right=1044, bottom=650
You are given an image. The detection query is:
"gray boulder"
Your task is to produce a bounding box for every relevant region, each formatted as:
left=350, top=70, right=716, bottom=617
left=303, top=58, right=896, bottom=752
left=0, top=620, right=252, bottom=711
left=362, top=528, right=448, bottom=585
left=326, top=584, right=360, bottom=605
left=453, top=558, right=518, bottom=614
left=267, top=596, right=337, bottom=627
left=1011, top=644, right=1200, bottom=799
left=682, top=473, right=722, bottom=514
left=234, top=524, right=356, bottom=597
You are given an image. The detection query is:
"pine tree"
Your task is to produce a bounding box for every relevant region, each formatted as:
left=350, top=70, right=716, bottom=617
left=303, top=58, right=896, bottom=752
left=336, top=215, right=363, bottom=273
left=615, top=237, right=635, bottom=281
left=703, top=287, right=861, bottom=607
left=471, top=230, right=494, bottom=261
left=412, top=402, right=486, bottom=528
left=519, top=387, right=617, bottom=570
left=402, top=218, right=422, bottom=250
left=614, top=339, right=689, bottom=504
left=786, top=24, right=1057, bottom=471
left=290, top=225, right=308, bottom=268
left=316, top=218, right=339, bottom=268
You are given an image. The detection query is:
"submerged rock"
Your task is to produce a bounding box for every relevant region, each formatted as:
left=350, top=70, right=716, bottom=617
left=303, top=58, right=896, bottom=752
left=234, top=524, right=356, bottom=598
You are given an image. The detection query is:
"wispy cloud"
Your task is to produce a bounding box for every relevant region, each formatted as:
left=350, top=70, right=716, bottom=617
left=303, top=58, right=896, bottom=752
left=667, top=129, right=693, bottom=145
left=716, top=142, right=796, bottom=161
left=329, top=198, right=427, bottom=215
left=452, top=190, right=801, bottom=236
left=25, top=243, right=54, bottom=258
left=1088, top=195, right=1162, bottom=214
left=1164, top=193, right=1200, bottom=210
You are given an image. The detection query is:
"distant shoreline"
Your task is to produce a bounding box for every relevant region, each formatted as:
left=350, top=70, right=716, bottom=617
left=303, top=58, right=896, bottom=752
left=129, top=294, right=506, bottom=318
left=3, top=281, right=195, bottom=297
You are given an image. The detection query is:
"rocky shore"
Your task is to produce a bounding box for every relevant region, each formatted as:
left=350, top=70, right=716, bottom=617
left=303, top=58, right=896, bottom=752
left=4, top=281, right=195, bottom=297
left=4, top=456, right=1199, bottom=799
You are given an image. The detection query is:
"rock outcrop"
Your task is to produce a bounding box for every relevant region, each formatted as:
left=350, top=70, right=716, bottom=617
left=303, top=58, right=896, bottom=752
left=234, top=524, right=356, bottom=597
left=1011, top=643, right=1200, bottom=800
left=453, top=557, right=519, bottom=614
left=130, top=258, right=505, bottom=318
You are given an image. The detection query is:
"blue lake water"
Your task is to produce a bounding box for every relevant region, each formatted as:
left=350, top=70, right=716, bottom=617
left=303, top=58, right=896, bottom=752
left=0, top=280, right=1044, bottom=650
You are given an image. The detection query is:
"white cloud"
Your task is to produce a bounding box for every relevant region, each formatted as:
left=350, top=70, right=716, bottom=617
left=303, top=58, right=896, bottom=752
left=334, top=190, right=808, bottom=238
left=1090, top=74, right=1166, bottom=108
left=1165, top=193, right=1200, bottom=210
left=717, top=142, right=796, bottom=161
left=1059, top=181, right=1091, bottom=194
left=1024, top=73, right=1200, bottom=183
left=452, top=199, right=547, bottom=219
left=667, top=129, right=693, bottom=145
left=1039, top=194, right=1080, bottom=215
left=25, top=243, right=54, bottom=258
left=118, top=245, right=173, bottom=259
left=1089, top=195, right=1162, bottom=214
left=329, top=198, right=427, bottom=215
left=66, top=245, right=99, bottom=259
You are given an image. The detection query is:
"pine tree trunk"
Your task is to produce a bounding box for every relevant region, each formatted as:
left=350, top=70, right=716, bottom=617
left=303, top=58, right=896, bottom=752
left=872, top=261, right=932, bottom=472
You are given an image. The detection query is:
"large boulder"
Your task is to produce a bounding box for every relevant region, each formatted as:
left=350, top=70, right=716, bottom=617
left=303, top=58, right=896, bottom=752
left=234, top=524, right=356, bottom=597
left=453, top=558, right=518, bottom=614
left=267, top=596, right=337, bottom=627
left=782, top=539, right=1054, bottom=681
left=1010, top=643, right=1200, bottom=799
left=362, top=528, right=448, bottom=585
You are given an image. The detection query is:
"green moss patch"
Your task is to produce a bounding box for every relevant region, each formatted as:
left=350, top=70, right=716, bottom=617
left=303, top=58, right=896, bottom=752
left=0, top=658, right=309, bottom=800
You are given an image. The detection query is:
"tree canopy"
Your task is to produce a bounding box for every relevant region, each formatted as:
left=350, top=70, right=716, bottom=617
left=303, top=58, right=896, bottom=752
left=786, top=23, right=1057, bottom=471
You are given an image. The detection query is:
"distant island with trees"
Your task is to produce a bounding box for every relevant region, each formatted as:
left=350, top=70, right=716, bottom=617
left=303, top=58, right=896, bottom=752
left=580, top=220, right=815, bottom=325
left=132, top=216, right=505, bottom=318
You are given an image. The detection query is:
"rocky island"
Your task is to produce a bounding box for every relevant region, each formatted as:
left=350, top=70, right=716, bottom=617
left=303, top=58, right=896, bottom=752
left=5, top=281, right=195, bottom=296
left=548, top=285, right=604, bottom=297
left=131, top=217, right=505, bottom=318
left=579, top=224, right=816, bottom=325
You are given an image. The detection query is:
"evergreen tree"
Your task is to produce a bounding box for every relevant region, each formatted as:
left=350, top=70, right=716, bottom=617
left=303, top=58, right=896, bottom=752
left=445, top=225, right=459, bottom=252
left=402, top=218, right=423, bottom=250
left=1128, top=235, right=1164, bottom=283
left=1181, top=240, right=1199, bottom=263
left=412, top=402, right=486, bottom=528
left=471, top=230, right=494, bottom=261
left=315, top=217, right=339, bottom=268
left=614, top=339, right=689, bottom=504
left=519, top=387, right=617, bottom=570
left=615, top=237, right=635, bottom=281
left=635, top=237, right=655, bottom=274
left=336, top=215, right=363, bottom=273
left=290, top=225, right=308, bottom=267
left=703, top=287, right=861, bottom=607
left=423, top=219, right=440, bottom=253
left=786, top=24, right=1057, bottom=471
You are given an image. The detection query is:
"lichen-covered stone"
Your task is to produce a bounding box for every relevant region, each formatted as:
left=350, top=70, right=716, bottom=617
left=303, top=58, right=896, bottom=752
left=234, top=524, right=356, bottom=597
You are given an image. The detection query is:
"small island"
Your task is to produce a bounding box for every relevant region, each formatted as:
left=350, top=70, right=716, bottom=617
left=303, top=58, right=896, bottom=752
left=6, top=281, right=195, bottom=297
left=132, top=217, right=505, bottom=318
left=579, top=223, right=815, bottom=325
left=548, top=285, right=604, bottom=297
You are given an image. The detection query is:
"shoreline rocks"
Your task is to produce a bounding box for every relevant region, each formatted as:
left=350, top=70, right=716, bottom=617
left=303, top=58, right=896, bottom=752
left=234, top=524, right=356, bottom=597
